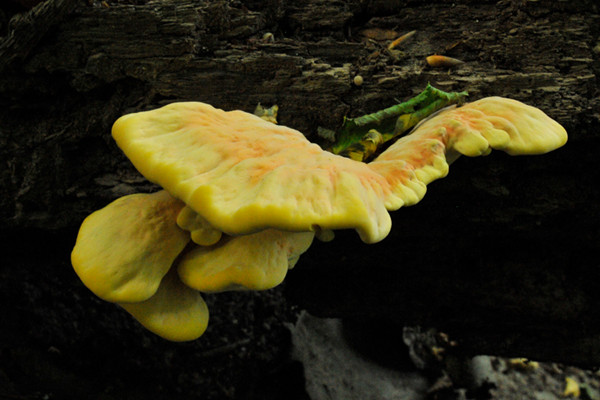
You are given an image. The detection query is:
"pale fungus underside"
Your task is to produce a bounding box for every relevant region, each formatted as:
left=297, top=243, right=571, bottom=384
left=71, top=86, right=567, bottom=341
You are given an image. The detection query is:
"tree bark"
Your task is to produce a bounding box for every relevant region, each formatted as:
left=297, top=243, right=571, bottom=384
left=1, top=0, right=599, bottom=397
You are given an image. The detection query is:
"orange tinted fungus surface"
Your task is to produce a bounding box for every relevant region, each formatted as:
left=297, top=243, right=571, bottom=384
left=112, top=102, right=396, bottom=243
left=371, top=97, right=567, bottom=210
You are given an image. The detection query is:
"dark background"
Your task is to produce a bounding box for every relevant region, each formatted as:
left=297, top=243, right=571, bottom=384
left=1, top=0, right=599, bottom=398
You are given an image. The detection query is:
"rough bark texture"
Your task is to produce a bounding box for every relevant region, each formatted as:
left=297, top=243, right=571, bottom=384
left=1, top=0, right=600, bottom=398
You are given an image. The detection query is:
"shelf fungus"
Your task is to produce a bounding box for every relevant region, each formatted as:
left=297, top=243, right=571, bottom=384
left=178, top=228, right=314, bottom=293
left=71, top=190, right=189, bottom=304
left=72, top=86, right=567, bottom=341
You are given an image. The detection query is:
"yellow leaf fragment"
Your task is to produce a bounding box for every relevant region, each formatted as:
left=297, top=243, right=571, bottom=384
left=253, top=103, right=278, bottom=124
left=563, top=377, right=581, bottom=398
left=508, top=357, right=539, bottom=371
left=426, top=55, right=464, bottom=68
left=388, top=30, right=416, bottom=50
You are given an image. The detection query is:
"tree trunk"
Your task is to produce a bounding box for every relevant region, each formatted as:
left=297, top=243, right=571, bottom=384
left=1, top=0, right=599, bottom=397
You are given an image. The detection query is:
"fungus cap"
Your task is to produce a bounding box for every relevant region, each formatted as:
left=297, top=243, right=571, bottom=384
left=369, top=96, right=568, bottom=210
left=71, top=190, right=189, bottom=303
left=120, top=269, right=209, bottom=342
left=178, top=228, right=315, bottom=292
left=112, top=102, right=396, bottom=243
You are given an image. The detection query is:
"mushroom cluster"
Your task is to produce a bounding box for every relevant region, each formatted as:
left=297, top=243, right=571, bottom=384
left=71, top=96, right=567, bottom=341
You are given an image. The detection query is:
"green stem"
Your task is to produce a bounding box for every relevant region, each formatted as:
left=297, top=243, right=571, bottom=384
left=329, top=84, right=468, bottom=161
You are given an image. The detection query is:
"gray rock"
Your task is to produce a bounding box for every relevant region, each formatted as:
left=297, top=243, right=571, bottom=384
left=470, top=355, right=497, bottom=389
left=289, top=312, right=429, bottom=400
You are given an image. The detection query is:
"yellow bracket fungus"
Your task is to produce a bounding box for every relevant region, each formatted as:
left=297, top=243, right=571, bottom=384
left=111, top=96, right=566, bottom=244
left=111, top=102, right=395, bottom=243
left=120, top=268, right=209, bottom=342
left=370, top=96, right=567, bottom=211
left=176, top=206, right=222, bottom=246
left=71, top=190, right=189, bottom=303
left=178, top=229, right=314, bottom=292
left=72, top=86, right=567, bottom=341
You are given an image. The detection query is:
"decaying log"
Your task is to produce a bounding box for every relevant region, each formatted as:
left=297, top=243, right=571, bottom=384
left=2, top=0, right=598, bottom=231
left=1, top=0, right=599, bottom=396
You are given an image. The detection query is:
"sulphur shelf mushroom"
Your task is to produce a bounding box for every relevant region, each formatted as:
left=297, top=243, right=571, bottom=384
left=178, top=228, right=314, bottom=292
left=71, top=92, right=566, bottom=341
left=71, top=190, right=189, bottom=303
